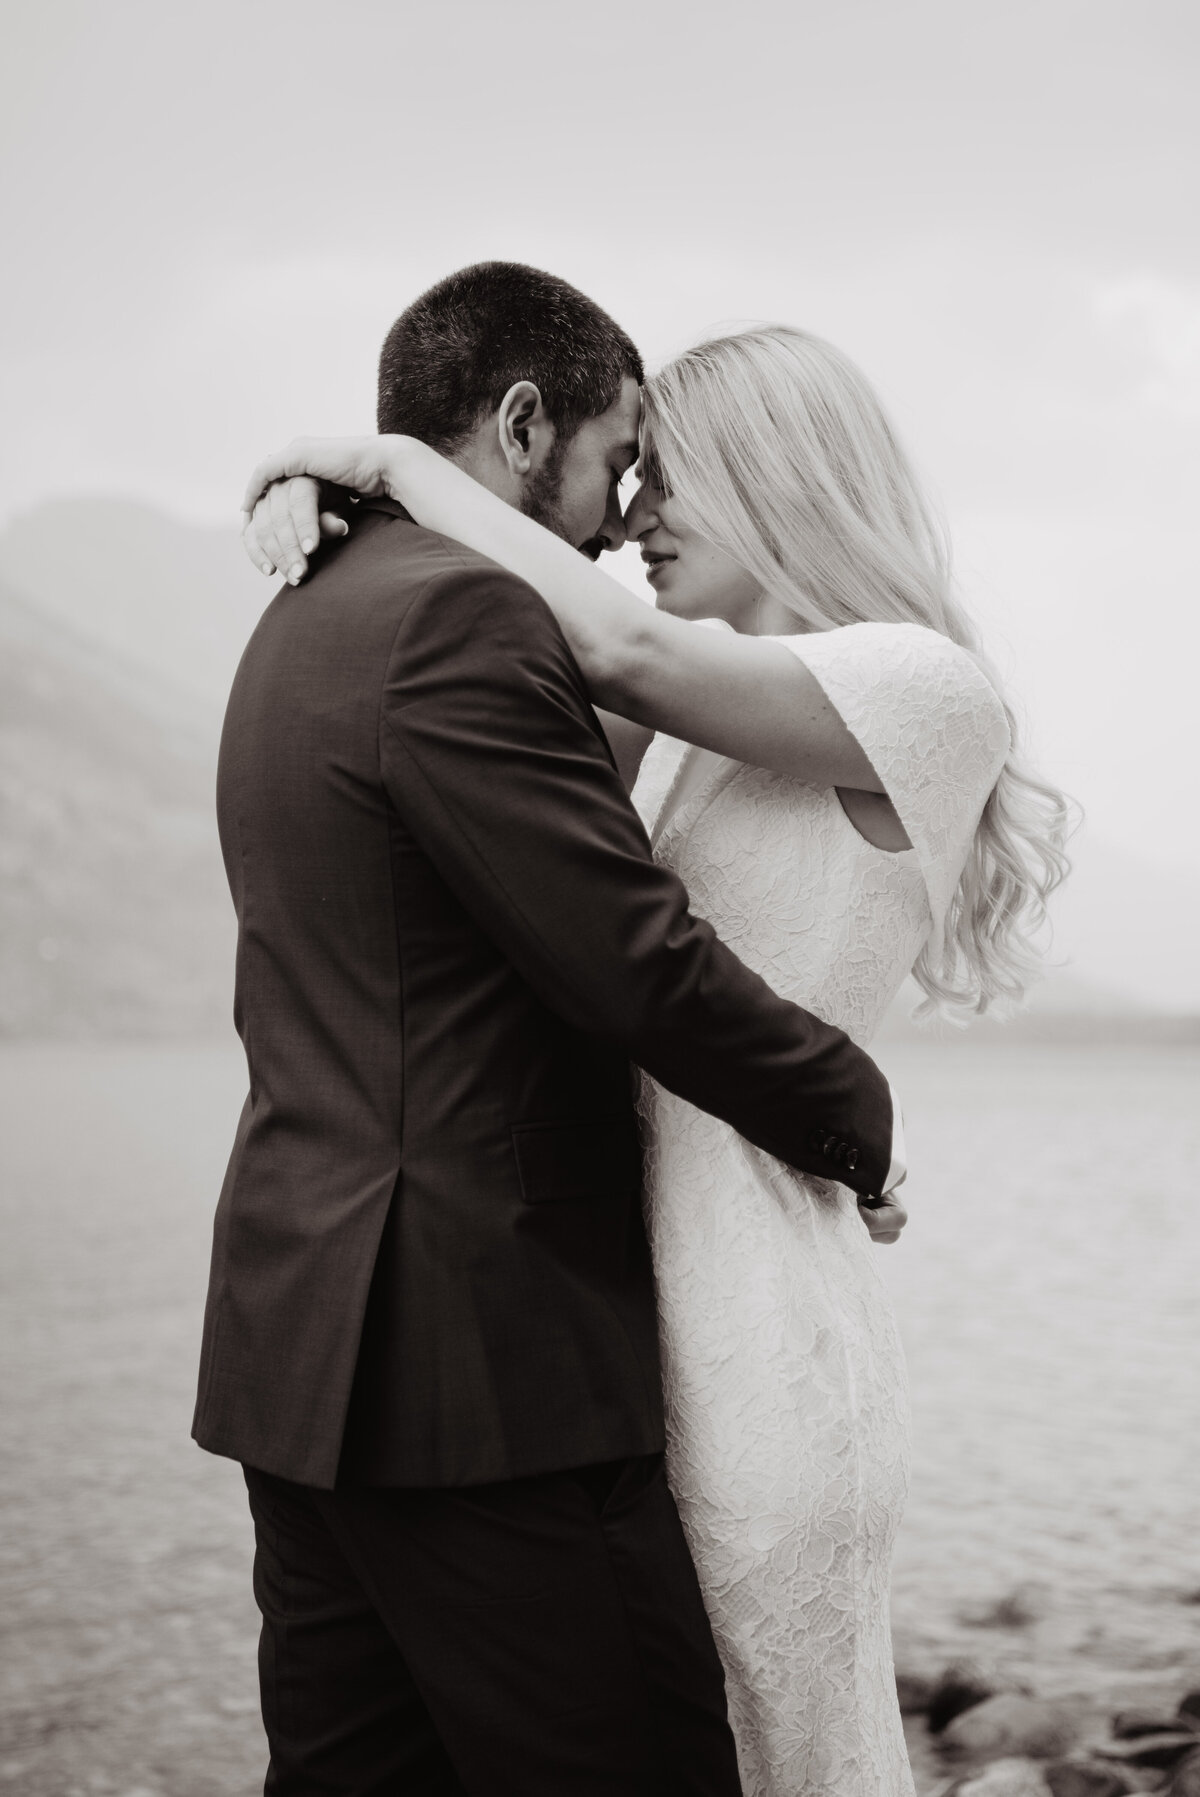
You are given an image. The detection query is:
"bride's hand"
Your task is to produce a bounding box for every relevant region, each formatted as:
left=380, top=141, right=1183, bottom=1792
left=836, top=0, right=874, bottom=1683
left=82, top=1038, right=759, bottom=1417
left=857, top=1191, right=907, bottom=1245
left=242, top=478, right=348, bottom=583
left=241, top=436, right=401, bottom=583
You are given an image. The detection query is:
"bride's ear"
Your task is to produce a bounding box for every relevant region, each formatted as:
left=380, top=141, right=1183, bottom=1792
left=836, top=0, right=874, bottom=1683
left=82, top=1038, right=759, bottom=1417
left=496, top=381, right=554, bottom=480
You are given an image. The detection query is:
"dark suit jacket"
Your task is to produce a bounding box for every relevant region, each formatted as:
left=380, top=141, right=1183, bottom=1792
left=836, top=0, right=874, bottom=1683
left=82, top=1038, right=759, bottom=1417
left=192, top=499, right=894, bottom=1489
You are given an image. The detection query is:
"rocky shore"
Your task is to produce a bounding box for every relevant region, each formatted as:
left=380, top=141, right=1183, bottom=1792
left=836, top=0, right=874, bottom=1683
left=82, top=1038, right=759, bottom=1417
left=900, top=1669, right=1200, bottom=1796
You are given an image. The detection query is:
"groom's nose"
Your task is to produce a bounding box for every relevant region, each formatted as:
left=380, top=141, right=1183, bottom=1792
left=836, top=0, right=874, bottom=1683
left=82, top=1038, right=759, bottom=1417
left=594, top=484, right=628, bottom=555
left=623, top=485, right=653, bottom=542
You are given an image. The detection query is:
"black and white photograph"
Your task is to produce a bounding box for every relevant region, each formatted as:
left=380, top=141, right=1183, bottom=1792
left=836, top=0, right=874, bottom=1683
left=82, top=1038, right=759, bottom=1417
left=2, top=4, right=1198, bottom=1794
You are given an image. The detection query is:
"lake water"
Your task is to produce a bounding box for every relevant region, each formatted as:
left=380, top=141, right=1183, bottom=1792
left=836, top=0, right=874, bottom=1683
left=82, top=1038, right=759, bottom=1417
left=3, top=1039, right=1199, bottom=1795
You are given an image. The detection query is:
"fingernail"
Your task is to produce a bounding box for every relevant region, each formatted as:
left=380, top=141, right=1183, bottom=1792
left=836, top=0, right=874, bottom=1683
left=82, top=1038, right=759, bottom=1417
left=261, top=562, right=274, bottom=575
left=288, top=569, right=304, bottom=585
left=301, top=537, right=315, bottom=554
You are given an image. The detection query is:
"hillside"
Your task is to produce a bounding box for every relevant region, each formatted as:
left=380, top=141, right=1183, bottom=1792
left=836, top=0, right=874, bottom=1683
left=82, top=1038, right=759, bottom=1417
left=0, top=583, right=232, bottom=1036
left=0, top=496, right=270, bottom=708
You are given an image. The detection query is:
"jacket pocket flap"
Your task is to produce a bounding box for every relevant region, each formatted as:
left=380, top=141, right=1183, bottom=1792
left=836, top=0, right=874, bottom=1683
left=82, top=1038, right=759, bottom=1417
left=511, top=1118, right=642, bottom=1205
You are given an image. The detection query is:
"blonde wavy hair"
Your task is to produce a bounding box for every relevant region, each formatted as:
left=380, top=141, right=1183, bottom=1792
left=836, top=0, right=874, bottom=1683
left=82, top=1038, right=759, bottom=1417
left=642, top=325, right=1072, bottom=1019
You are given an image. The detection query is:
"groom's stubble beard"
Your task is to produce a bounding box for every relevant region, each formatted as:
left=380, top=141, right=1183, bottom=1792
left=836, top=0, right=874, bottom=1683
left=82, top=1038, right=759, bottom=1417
left=518, top=430, right=571, bottom=543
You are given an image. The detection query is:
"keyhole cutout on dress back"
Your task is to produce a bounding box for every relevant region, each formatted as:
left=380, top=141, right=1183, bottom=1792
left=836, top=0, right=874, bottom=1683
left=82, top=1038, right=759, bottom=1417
left=835, top=787, right=913, bottom=854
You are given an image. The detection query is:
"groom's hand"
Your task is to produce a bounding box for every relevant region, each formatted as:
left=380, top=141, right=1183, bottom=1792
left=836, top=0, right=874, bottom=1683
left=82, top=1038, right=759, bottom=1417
left=857, top=1191, right=907, bottom=1245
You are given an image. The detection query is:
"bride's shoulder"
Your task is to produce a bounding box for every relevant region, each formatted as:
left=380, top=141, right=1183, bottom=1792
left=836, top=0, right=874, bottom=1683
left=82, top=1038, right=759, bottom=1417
left=784, top=621, right=1010, bottom=761
left=819, top=618, right=970, bottom=662
left=811, top=621, right=1001, bottom=700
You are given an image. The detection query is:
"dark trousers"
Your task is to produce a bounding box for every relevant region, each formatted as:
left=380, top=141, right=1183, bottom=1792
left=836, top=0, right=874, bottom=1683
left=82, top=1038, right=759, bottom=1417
left=243, top=1454, right=743, bottom=1796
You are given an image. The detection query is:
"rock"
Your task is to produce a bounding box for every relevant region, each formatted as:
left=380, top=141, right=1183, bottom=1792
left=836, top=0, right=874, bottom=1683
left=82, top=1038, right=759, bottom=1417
left=955, top=1758, right=1053, bottom=1796
left=942, top=1695, right=1083, bottom=1761
left=1044, top=1761, right=1136, bottom=1797
left=1170, top=1749, right=1200, bottom=1796
left=1180, top=1696, right=1200, bottom=1726
left=896, top=1670, right=936, bottom=1714
left=929, top=1667, right=998, bottom=1734
left=1116, top=1714, right=1199, bottom=1742
left=958, top=1585, right=1046, bottom=1630
left=1099, top=1737, right=1200, bottom=1772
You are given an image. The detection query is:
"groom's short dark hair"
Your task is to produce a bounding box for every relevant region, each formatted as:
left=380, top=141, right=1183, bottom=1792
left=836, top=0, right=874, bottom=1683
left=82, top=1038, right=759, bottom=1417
left=377, top=262, right=643, bottom=453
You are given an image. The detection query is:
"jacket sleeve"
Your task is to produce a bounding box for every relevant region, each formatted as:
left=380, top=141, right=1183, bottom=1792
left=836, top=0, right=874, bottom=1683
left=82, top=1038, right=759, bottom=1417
left=379, top=562, right=895, bottom=1197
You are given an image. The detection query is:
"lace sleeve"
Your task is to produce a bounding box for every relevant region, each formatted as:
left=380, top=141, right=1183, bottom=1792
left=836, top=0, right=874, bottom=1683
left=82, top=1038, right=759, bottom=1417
left=770, top=622, right=1011, bottom=952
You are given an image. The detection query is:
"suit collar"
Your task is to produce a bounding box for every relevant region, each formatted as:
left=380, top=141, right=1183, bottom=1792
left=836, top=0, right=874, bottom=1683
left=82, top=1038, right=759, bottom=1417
left=356, top=494, right=414, bottom=523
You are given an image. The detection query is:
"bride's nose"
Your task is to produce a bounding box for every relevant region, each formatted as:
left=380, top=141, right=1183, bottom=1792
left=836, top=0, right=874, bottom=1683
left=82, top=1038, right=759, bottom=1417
left=624, top=482, right=657, bottom=542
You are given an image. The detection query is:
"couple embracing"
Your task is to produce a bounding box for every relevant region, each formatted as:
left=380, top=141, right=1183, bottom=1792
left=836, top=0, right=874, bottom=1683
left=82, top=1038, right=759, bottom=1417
left=195, top=262, right=1067, bottom=1795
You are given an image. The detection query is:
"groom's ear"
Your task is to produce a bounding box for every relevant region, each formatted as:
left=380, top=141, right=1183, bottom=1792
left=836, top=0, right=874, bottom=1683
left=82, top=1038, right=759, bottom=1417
left=495, top=381, right=555, bottom=481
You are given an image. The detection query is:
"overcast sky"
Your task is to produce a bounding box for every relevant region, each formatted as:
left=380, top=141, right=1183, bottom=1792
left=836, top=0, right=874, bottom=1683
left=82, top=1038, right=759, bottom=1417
left=3, top=0, right=1198, bottom=883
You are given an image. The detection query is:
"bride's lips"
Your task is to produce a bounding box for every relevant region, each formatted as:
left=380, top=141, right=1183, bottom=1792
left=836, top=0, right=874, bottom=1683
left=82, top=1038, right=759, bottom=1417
left=641, top=551, right=676, bottom=583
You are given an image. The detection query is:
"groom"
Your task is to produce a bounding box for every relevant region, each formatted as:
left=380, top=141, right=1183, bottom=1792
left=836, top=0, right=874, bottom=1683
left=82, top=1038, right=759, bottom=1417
left=196, top=262, right=901, bottom=1795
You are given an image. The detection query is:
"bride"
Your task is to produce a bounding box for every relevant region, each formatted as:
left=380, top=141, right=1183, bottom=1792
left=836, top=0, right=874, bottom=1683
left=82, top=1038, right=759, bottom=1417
left=241, top=324, right=1069, bottom=1796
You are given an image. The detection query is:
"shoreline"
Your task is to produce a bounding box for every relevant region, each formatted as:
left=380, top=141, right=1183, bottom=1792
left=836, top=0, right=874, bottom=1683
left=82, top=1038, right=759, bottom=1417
left=900, top=1673, right=1200, bottom=1796
left=4, top=1038, right=1198, bottom=1794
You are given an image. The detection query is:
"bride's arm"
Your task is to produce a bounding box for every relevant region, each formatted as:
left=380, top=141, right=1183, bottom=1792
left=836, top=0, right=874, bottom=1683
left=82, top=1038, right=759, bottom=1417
left=243, top=436, right=884, bottom=793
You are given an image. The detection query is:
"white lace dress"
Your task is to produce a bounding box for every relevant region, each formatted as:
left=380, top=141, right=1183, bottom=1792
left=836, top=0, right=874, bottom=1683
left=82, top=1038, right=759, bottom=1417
left=631, top=621, right=1010, bottom=1797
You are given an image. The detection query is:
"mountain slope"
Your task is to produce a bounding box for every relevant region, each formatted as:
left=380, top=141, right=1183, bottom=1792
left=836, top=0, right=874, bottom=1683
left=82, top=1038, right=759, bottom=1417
left=0, top=496, right=271, bottom=707
left=0, top=583, right=232, bottom=1036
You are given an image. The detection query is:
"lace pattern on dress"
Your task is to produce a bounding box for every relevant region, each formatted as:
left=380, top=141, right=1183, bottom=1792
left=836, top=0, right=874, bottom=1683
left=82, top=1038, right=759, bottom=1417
left=630, top=621, right=1008, bottom=1796
left=770, top=622, right=1010, bottom=954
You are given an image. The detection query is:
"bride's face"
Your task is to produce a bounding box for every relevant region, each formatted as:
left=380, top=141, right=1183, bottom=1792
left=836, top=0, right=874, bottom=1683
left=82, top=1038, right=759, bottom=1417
left=624, top=460, right=764, bottom=631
